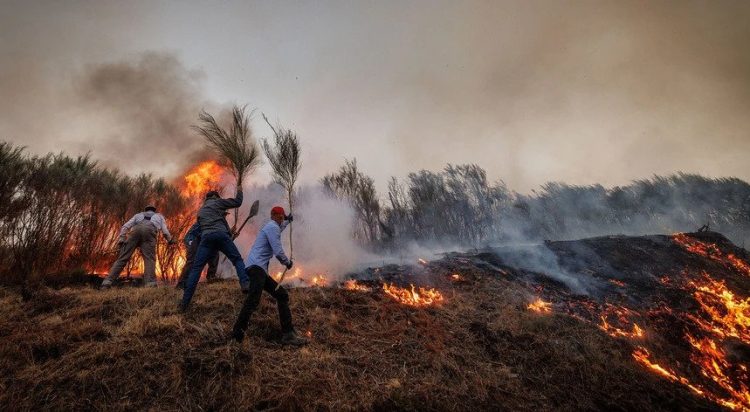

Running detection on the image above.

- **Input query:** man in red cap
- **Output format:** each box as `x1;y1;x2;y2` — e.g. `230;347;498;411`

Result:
232;206;308;346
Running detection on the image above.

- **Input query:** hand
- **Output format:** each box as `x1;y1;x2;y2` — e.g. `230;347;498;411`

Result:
167;238;177;246
117;236;126;246
284;214;293;222
285;260;293;270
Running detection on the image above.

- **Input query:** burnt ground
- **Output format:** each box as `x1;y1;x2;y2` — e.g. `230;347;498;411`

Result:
0;231;747;411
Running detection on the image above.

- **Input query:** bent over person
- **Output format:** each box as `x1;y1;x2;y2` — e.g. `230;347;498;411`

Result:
101;205;175;289
232;206;308;346
179;185;250;312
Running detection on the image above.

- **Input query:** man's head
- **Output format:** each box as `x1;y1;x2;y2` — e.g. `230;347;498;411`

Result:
205;190;220;200
144;205;157;213
271;206;286;224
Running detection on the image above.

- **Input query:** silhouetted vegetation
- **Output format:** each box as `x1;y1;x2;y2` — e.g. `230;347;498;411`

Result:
324;159;750;249
0;142;191;288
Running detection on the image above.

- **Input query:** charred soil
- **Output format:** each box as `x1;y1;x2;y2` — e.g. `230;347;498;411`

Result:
1;232;746;411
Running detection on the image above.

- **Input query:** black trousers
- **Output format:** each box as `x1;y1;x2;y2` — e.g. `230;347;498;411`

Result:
233;265;293;334
176;238;219;286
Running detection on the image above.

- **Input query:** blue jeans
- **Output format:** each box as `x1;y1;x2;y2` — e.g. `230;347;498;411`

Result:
181;231;248;307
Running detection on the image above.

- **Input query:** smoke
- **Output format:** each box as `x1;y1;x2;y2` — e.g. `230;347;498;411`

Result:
213;182;380;282
73;52;216;176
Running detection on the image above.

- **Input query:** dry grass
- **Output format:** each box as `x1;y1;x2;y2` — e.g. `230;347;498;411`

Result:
0;274;714;411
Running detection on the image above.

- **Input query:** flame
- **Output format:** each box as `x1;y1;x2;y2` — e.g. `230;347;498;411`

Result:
273;267;329;287
382;283;444;307
673;233;750;277
688;274;750;343
343;280;370;292
417;258;428;265
527;298;552;313
182;160;223;198
608;279;626;287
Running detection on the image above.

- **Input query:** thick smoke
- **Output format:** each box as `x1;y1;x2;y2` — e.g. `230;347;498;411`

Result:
73;53;216;176
213;182;380;282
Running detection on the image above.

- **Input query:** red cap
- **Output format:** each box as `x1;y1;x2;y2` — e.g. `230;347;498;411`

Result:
271;206;286;216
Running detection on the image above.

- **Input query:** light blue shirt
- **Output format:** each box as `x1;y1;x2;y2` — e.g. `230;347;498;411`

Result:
245;220;290;273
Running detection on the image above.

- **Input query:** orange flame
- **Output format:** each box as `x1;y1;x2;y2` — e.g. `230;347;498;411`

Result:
382;283;444;307
182;160;223;198
527;298;552;313
343;280;371;292
673;233;750;277
688;274;750;343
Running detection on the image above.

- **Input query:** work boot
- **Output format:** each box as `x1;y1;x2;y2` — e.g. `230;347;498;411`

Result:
144;282;157;288
177;302;188;314
100;279;112;290
280;330;309;347
241;282;250;294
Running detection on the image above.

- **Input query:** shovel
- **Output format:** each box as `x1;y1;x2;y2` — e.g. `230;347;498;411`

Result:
232;200;260;240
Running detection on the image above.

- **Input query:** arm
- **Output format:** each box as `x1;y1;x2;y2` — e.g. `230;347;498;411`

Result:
216;188;243;210
155;214;172;241
184;222;201;245
267;225;290;265
279;220;289;232
118;214;139;237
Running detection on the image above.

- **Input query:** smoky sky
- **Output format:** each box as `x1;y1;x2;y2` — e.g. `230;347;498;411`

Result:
1;0;749;192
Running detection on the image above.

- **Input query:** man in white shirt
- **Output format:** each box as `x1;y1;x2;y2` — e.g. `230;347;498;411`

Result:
101;205;175;289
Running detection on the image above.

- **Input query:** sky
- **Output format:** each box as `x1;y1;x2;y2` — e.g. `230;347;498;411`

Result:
1;0;749;193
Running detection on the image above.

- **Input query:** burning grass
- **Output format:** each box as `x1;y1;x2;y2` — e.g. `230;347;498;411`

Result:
382;283;444;307
0;275;711;411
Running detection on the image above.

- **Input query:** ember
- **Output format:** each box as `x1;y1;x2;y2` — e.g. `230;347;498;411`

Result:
382;283;443;307
527;298;552;314
673;233;750;277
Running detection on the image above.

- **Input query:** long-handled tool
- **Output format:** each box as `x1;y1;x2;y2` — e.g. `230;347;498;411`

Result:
231;200;260;240
218;200;260;271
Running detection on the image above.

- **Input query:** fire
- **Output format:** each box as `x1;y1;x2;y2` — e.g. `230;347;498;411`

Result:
310;274;327;287
382;283;444;307
182;160;223;197
343;280;370;292
596;304;645;339
688;274;750;343
527;298;552;313
608;279;626;287
273;267;329;287
418;258;428;265
673;233;750;277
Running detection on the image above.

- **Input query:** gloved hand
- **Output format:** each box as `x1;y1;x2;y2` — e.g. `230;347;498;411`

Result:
285;214;294;222
117;236;126;246
167;238;177;246
285;260;293;270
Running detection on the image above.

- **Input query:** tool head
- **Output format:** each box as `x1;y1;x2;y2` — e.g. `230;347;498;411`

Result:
249;200;260;218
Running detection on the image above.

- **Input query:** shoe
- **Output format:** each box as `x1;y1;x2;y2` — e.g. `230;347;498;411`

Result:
280;330;309;347
100;280;112;290
241;282;250;294
177;303;188;313
144;282;157;288
231;328;245;343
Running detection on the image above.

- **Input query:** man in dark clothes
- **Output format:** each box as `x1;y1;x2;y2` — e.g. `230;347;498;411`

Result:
179;183;249;312
231;206;308;346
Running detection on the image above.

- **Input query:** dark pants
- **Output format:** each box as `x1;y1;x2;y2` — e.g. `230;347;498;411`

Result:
233;265;293;334
176;237;219;287
181;231;249;307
